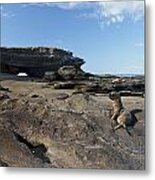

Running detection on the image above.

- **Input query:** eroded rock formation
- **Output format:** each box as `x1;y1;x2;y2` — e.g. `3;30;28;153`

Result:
0;47;85;77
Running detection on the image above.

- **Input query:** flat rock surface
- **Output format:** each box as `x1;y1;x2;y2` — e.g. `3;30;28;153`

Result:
0;80;145;169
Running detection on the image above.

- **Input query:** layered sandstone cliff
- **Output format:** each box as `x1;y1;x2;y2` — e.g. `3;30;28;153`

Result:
0;47;85;77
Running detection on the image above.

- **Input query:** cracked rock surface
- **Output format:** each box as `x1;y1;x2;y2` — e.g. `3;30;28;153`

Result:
0;80;145;169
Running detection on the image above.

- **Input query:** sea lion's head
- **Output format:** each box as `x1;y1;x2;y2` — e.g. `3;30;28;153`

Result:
109;92;120;100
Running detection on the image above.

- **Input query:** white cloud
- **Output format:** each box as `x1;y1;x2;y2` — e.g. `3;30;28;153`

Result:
44;2;95;10
1;1;144;25
97;1;144;25
20;2;80;9
48;1;144;25
52;1;144;26
47;2;81;10
46;0;144;25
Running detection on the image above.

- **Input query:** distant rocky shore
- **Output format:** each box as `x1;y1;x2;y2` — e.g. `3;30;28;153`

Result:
0;47;144;96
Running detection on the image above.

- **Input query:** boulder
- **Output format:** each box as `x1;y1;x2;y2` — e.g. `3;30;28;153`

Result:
58;66;77;80
43;71;57;81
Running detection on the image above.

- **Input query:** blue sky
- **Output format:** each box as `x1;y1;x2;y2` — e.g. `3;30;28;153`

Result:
0;1;144;74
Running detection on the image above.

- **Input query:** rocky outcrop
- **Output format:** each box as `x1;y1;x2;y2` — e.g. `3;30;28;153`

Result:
0;80;145;169
57;65;86;80
58;65;77;80
52;78;145;96
0;47;85;77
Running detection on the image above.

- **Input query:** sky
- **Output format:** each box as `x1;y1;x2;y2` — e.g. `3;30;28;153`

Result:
0;0;144;75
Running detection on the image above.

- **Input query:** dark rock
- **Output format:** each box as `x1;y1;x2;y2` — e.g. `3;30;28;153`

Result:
0;93;10;101
31;94;39;98
43;71;57;81
56;93;69;100
58;66;77;80
54;81;77;89
13;131;50;164
119;91;144;97
0;47;85;77
0;128;47;167
0;160;8;167
0;84;11;92
74;69;86;80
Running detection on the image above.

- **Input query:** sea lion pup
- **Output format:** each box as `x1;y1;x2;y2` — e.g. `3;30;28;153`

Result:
109;92;138;136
